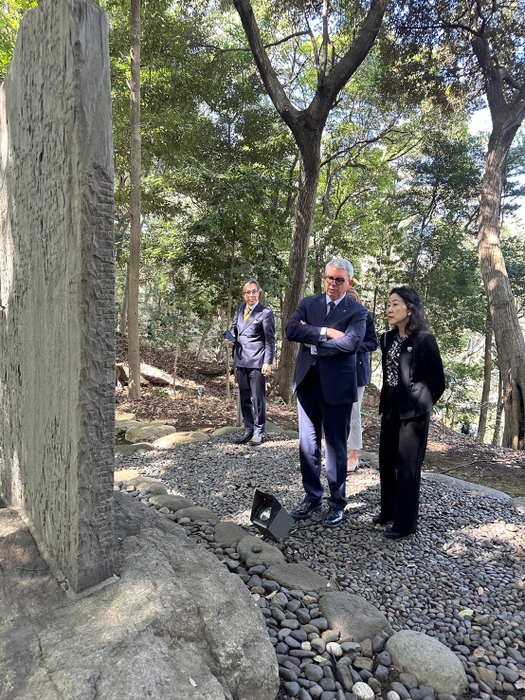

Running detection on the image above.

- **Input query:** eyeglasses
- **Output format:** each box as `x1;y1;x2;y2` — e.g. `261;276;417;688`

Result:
243;289;260;295
324;275;348;286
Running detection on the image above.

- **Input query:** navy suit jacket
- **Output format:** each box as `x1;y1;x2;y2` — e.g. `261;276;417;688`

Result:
286;294;367;405
356;311;378;388
230;302;275;369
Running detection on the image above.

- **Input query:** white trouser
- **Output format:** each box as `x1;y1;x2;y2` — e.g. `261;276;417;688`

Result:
347;385;366;450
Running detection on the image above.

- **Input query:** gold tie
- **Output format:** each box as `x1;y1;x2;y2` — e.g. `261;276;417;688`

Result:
243;306;251;323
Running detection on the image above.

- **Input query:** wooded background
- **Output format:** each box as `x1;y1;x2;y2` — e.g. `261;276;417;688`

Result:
2;0;525;448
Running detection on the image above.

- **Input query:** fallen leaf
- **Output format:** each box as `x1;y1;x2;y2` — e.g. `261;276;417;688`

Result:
477;586;484;596
516;679;525;690
313;655;326;663
473;647;486;658
458;608;474;617
189;677;198;688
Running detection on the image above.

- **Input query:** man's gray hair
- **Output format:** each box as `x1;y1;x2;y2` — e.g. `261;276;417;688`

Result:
325;258;354;279
242;278;262;291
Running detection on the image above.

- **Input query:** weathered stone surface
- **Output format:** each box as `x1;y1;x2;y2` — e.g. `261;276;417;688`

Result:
174;506;219;525
115;469;141;482
318;592;392;642
386;630;468;696
120;476;168;496
152;431;210;448
211;426;239;436
214;521;250;547
115;412;137;422
0;492;280;700
125;424;176;443
263;563;332;593
148;495;194;511
115;419;143;436
115;443;155;455
237;536;286;568
0;0;114;593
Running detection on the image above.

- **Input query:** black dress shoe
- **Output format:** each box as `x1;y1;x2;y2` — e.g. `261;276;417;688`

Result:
323;508;344;528
233;430;254;444
249;433;264;446
292;499;324;520
384;526;413;539
373;514;392;526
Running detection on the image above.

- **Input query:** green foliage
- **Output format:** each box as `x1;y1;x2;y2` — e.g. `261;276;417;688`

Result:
0;0;38;82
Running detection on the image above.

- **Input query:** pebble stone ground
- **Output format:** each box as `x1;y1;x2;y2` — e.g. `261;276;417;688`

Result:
115;433;525;700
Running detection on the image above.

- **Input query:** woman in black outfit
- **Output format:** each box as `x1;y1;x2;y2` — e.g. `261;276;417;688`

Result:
376;287;445;539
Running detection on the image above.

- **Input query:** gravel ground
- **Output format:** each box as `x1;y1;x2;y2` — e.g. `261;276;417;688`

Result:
115;434;525;700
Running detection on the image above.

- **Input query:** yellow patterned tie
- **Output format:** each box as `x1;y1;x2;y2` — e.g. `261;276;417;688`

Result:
243;306;251;323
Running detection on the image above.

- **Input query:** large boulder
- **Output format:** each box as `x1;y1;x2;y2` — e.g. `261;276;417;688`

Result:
0;491;280;700
386;630;468;696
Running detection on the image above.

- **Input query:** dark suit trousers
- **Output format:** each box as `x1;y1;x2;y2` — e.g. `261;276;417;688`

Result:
378;393;430;534
297;366;351;511
236;366;266;434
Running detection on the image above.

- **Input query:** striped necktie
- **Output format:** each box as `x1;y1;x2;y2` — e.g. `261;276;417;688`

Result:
243;306;251;323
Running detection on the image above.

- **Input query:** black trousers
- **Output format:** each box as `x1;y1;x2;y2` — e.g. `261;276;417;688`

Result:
378;392;430;535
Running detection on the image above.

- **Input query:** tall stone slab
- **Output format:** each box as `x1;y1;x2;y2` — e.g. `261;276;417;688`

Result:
0;0;115;592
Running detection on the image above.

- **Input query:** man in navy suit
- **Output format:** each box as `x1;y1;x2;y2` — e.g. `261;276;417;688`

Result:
227;279;275;445
286;259;367;527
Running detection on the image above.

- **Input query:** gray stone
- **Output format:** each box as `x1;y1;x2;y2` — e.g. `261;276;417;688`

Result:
390;682;411;700
0;0;115;594
497;665;519;683
386;631;468;696
153;431;211;448
120;476;169;496
237;536;286;568
0;491;279;700
214;521;249;547
318;592;392;642
305;664;325;682
263;563;332;592
125;423;176;443
115;443;155;455
335;662;354;691
148;495;194;511
115;419;143;436
351;681;374;700
174;506;219;525
400;672;419;689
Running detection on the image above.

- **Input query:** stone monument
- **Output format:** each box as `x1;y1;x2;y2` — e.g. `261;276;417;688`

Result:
0;0;115;593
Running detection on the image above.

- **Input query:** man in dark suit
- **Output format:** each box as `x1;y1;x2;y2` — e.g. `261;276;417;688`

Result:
286;259;367;527
227;279;275;446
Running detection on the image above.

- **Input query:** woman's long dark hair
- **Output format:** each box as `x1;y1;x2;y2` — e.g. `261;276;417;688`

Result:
389;286;429;334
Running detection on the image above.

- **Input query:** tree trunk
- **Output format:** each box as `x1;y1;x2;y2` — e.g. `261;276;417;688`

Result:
477;127;525;449
477;311;492;442
231;0;388;402
492;370;503;446
274;143;321;402
127;0;141;400
118;266;129;337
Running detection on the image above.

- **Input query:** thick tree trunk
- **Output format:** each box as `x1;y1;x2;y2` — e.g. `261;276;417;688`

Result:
274;143;321;402
477;312;492;442
127;0;141;399
478;128;525;449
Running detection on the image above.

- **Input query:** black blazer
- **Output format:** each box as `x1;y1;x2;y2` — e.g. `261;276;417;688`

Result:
379;329;445;419
356;312;378;388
